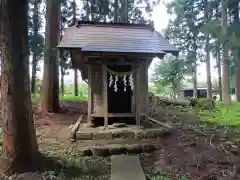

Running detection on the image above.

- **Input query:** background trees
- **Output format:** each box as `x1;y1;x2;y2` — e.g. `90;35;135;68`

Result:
157;0;240;103
152;55;186;98
29;0;44;94
41;0;61;112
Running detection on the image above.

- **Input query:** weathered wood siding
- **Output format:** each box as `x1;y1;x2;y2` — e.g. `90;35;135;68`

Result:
91;63;103;114
139;62;148;114
131;61;148;114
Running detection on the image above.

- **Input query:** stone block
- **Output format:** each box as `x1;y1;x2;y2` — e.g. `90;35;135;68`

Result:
141;144;156;153
79;148;92;156
134;131;144;139
112;123;127;128
93;131;113;140
125;144;142;154
109;144;127;155
112;130;135;139
76;131;93;140
143;128;170;139
91;146;110;157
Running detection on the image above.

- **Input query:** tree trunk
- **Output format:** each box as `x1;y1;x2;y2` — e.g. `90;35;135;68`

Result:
31;55;37;94
233;50;240;101
74;69;78;96
86;0;90;21
221;0;231;103
192;33;198;98
232;2;240;101
217;47;223;101
192;62;197;97
114;0;119;22
122;0;128;23
60;51;64;95
204;0;212;98
41;0;61;112
0;0;40;174
31;0;40;94
60;6;64;96
72;0;78;96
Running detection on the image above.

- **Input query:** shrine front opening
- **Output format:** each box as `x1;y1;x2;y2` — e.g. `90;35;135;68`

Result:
107;65;132;114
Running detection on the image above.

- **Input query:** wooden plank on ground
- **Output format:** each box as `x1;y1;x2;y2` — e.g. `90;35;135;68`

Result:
111;155;146;180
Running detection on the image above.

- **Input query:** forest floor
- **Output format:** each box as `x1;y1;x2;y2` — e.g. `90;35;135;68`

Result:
1;96;240;179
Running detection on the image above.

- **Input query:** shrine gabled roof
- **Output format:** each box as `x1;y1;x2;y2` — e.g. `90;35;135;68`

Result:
58;21;179;55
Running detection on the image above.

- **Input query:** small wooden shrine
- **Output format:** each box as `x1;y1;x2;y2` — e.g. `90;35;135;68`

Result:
58;21;178;127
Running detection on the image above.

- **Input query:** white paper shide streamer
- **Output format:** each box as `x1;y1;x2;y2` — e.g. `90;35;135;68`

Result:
123;75;127;92
114;75;118;92
109;73;113;88
105;65;135;92
129;74;134;90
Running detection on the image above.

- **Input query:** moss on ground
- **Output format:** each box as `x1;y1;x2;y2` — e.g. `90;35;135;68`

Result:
149;170;189;180
40;150;110;180
199;101;240;126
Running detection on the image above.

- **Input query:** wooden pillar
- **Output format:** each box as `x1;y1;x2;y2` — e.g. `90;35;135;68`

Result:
145;59;152;121
132;64;136;113
102;63;108;127
87;65;92;124
135;64;140;125
144;62;149;121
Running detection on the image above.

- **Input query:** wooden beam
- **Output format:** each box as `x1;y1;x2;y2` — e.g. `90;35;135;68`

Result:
83;51;159;59
87;64;92;124
102;63;108;127
148;117;172;129
91;113;146;118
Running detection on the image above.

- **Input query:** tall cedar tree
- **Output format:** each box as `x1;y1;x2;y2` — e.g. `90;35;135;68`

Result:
0;0;40;174
31;0;41;94
221;0;231;103
232;0;240;101
204;0;212;98
72;0;78;96
41;0;61;112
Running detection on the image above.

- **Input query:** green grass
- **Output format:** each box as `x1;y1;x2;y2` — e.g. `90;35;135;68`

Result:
150;170;189;180
60;95;88;101
199;101;240;126
40;150;110;180
31;94;88;105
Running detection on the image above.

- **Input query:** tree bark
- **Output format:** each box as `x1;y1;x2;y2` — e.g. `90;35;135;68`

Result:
0;0;41;174
221;0;231;103
204;0;212;98
217;47;223;101
41;0;61;112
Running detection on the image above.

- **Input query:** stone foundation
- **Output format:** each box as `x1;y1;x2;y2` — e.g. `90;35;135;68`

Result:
76;126;172;141
79;143;157;157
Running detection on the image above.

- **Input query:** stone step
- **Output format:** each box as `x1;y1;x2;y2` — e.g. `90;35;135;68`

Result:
111;155;146;180
77;142;157;157
76;127;171;141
